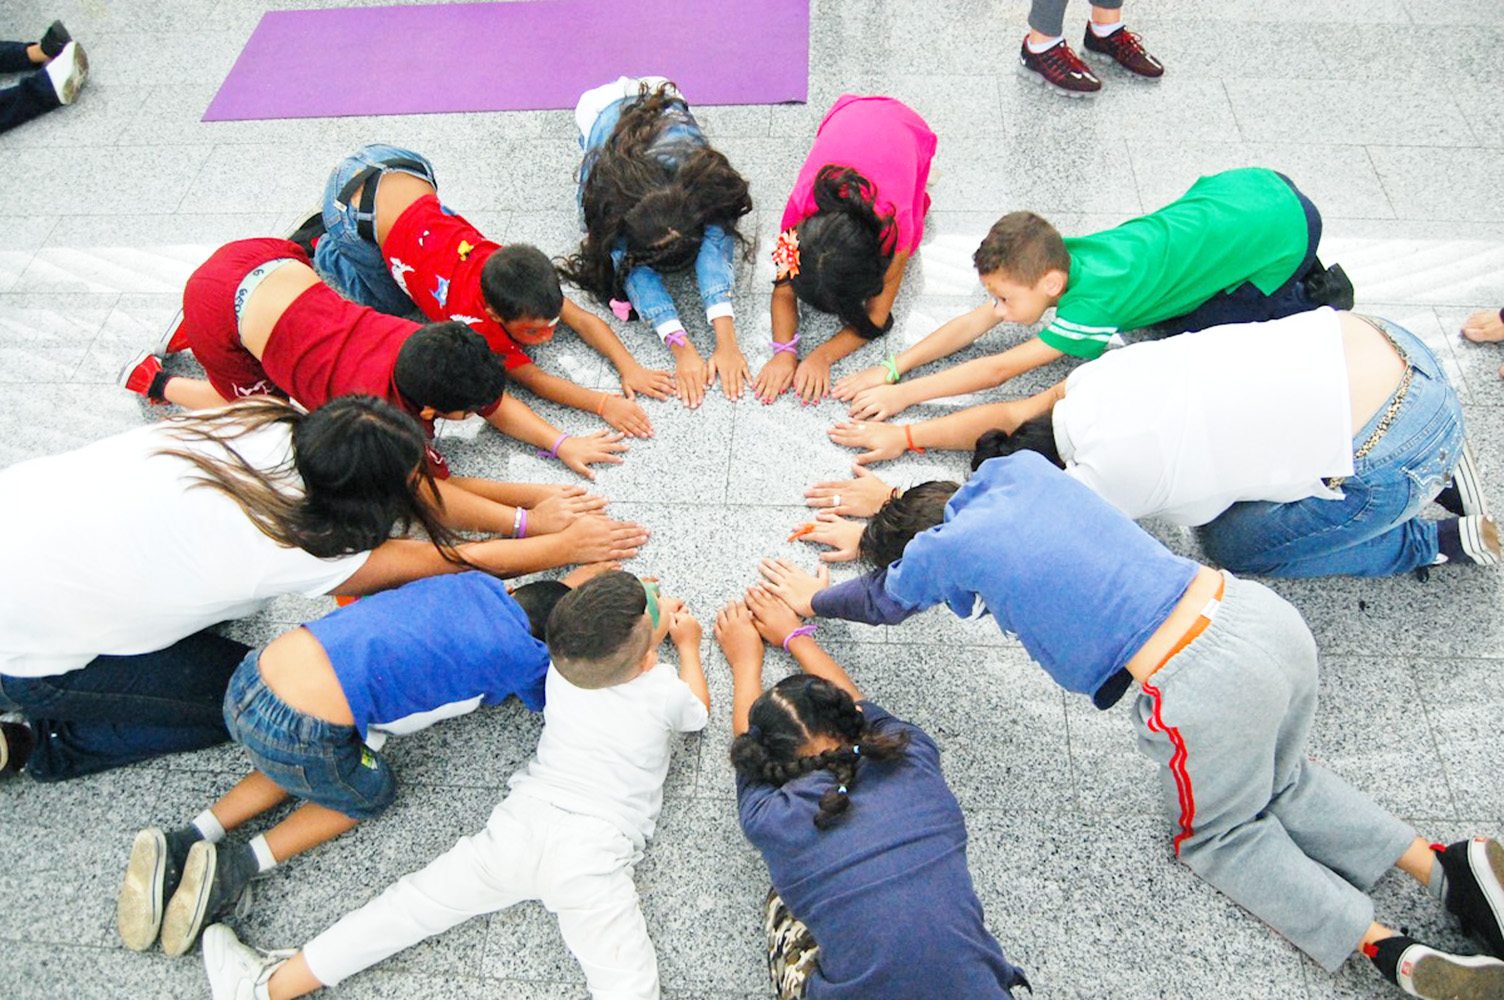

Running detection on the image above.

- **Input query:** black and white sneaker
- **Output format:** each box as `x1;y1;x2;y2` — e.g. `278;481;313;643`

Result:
1436;516;1501;567
39;20;71;60
43;41;88;106
1370;935;1504;1000
118;827;196;951
1438;838;1504;959
160;841;256;958
1435;440;1490;519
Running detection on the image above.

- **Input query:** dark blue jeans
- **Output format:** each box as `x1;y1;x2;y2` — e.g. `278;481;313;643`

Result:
0;630;250;782
1153;173;1324;338
0;40;62;135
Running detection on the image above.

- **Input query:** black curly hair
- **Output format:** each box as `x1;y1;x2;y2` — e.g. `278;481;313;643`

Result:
971;415;1062;472
785;165;896;340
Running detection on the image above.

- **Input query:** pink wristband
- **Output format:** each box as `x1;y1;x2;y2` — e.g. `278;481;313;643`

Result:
770;334;801;356
537;433;569;459
782;624;818;652
663;330;689;348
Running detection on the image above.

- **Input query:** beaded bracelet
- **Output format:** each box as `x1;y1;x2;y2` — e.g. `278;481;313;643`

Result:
882;355;901;383
537;433;570;459
782;624;818;652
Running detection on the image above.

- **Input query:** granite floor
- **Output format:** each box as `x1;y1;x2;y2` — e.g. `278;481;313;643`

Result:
3;1;1504;998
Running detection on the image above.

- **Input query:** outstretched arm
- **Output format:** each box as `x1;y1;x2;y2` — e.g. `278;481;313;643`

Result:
828;381;1066;464
483;394;629;481
560;297;675;401
885;335;1064;408
792;250;913;404
833;302;1002;406
744;586;863;703
505;361;654;440
755;282;802;403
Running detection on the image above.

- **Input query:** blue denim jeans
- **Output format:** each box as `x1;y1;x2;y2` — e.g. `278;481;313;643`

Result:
0;630;249;782
1198;316;1461;578
577;90;736;329
312;143;437;317
223;649;395;821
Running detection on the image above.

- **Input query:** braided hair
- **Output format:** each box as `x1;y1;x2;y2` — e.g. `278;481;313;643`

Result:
562;82;752;308
730;675;908;830
785;165;896;341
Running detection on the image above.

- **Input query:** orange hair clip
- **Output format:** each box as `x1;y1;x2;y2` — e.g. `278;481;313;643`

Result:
787;523;816;542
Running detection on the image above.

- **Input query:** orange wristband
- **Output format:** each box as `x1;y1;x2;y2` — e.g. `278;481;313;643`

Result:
904;425;924;453
596;393;611;416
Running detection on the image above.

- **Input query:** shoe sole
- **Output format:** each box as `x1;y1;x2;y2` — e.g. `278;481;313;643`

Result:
1080;47;1164;80
1468;838;1504;956
152;309;186;357
1015;61;1099;98
55;44;88;105
1459;516;1500;567
116;348;156;392
160;841;216;958
1452;441;1491;519
118;828;167;951
1406;950;1504;1000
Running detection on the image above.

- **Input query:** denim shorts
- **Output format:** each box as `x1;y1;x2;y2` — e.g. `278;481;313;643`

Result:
222;649;395;821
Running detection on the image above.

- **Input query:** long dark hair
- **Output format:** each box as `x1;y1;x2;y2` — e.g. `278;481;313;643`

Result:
730;675;908;830
971;415;1062;472
158;396;465;560
786;165;895;340
562;82;752;306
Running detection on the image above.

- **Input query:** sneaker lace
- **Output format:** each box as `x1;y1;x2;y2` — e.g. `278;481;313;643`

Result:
1041;43;1092;76
1110;29;1148;54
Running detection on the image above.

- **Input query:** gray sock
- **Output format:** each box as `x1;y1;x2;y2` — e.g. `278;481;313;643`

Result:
1427;852;1448;902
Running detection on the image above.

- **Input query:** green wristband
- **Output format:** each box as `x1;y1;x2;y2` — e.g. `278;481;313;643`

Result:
882;355;901;384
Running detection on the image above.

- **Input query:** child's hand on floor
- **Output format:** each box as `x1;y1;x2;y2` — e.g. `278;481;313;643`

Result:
599;394;654;439
715;599;765;667
793;355;831;404
619;361;676;402
804;463;894;518
757;558;829;618
829;420;906;464
528;489;608;535
672;344;711;409
846;382;910;422
799;511;864;563
754;353;796;404
557;431;629;480
831;364;889;401
1462;308;1504;343
558;516;650;563
745;585;808;647
711;343;752;401
559;561;621;588
668;606;702;650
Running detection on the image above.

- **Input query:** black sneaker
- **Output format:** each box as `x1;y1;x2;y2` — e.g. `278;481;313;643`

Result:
1436;516;1501;567
1370;934;1504;999
1303;261;1355;311
160;841;256;957
285;210;325;258
0;720;34;776
1438;838;1504;959
39;20;71;60
1018;36;1102;97
118;826;197;951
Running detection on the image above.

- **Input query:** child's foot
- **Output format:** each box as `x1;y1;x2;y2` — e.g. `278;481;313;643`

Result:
39;20;71;60
119;349;170;404
117;826;198;951
153;309;190;357
202;924;293;1000
1436;838;1504;958
1369;935;1504;999
0;720;34;777
1435;516;1501;567
1434;440;1490;519
43;41;88;106
1081;23;1164;78
160;841;257;957
1017;36;1101;97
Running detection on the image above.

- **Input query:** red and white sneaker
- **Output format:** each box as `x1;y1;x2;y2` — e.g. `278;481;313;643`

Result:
1018;36;1101;97
1082;24;1165;79
153;309;189;356
118;349;167;403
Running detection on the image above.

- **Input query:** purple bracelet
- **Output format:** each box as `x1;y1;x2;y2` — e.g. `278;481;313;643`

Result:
663;330;689;348
782;624;818;652
770;334;801;356
517;508;528;539
537;433;569;459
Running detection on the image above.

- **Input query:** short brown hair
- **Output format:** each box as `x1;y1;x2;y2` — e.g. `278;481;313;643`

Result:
972;212;1069;285
545;571;654;689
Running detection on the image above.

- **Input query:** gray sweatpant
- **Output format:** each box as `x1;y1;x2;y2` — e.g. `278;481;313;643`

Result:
1029;0;1124;37
1132;573;1416;973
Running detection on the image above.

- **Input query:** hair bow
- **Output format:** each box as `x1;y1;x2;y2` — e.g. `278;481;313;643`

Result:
772;228;801;281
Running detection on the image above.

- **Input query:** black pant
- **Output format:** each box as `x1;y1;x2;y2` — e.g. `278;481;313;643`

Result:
1152;172;1325;338
0;630;251;782
0;39;62;135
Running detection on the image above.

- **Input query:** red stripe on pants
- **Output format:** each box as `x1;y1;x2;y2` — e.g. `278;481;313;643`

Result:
1143;680;1196;855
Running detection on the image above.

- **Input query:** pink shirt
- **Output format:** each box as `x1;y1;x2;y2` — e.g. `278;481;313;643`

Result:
780;95;938;254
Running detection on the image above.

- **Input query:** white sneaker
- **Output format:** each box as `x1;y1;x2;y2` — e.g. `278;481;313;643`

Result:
1394;941;1504;1000
44;41;88;106
201;924;292;1000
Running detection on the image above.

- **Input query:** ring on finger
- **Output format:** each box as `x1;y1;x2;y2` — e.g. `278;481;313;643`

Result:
832;494;841;508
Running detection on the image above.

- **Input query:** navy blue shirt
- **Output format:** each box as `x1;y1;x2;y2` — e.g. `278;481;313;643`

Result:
813;453;1198;708
738;702;1027;999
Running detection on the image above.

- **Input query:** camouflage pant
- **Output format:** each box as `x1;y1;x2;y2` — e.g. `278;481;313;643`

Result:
765;888;820;1000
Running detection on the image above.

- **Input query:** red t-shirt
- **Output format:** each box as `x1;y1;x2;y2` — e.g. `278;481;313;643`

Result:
382;194;532;371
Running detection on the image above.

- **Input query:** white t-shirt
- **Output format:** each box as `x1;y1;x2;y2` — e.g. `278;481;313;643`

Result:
1053;307;1354;527
508;661;709;847
0;421;370;678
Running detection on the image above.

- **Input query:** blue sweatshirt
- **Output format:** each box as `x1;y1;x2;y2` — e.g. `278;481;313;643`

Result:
812;453;1198;708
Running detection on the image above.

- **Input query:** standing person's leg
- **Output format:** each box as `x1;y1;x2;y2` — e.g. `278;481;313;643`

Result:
0;629;250;781
1019;0;1103;96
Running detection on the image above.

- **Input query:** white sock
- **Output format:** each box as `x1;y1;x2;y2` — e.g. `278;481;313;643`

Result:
248;833;278;874
1027;34;1064;53
1090;20;1125;36
192;809;227;844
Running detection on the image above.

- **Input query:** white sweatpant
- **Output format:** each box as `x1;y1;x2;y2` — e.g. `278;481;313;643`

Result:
301;793;660;999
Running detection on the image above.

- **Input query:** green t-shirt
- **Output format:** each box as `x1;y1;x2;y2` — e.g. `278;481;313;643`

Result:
1041;167;1309;359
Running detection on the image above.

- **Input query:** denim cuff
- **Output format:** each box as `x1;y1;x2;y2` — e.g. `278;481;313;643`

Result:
704;302;734;323
654;318;688;341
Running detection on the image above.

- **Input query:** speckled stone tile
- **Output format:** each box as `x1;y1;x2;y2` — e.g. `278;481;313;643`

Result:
0;215;56;293
0;144;215;217
1223;78;1477;147
1130;18;1330;79
1368;147;1504;223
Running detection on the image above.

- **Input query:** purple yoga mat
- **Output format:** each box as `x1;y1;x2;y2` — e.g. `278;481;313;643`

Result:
204;0;809;121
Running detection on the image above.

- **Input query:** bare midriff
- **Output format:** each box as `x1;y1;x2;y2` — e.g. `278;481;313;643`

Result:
256;626;355;726
1342;312;1406;435
1124;564;1224;685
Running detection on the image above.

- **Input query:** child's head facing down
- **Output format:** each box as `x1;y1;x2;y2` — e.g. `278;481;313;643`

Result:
973;212;1071;326
786;165;895;341
392;320;509;420
730;675;909;830
545;571;667;689
479;245;565;346
858;480;961;569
